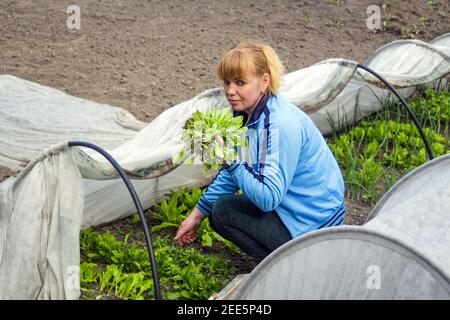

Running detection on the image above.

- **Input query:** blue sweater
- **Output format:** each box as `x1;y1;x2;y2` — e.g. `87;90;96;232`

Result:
196;93;345;238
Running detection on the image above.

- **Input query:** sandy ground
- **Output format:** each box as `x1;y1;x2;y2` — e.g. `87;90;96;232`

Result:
0;0;449;224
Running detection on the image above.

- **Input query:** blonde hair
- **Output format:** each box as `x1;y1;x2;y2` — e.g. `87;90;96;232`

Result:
216;41;284;95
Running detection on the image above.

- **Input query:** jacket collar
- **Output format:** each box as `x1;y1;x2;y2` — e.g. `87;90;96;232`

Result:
233;92;271;127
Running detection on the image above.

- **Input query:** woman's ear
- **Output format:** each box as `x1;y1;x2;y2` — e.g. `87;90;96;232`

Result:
262;72;270;91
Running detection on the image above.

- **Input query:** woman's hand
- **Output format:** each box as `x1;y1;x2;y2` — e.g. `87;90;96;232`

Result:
174;207;206;245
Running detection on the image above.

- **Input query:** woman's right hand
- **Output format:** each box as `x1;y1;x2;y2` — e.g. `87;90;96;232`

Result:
174;207;206;245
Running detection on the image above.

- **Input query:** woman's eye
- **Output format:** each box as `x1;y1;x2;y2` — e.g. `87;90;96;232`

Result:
236;80;245;85
223;80;230;85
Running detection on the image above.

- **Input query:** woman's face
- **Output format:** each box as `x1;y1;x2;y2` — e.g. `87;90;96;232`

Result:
224;72;269;115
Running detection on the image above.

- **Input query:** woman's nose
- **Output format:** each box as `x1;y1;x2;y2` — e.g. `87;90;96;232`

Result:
225;83;236;96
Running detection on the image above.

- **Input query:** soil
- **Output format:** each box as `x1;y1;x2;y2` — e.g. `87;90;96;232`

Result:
0;1;448;276
0;166;13;183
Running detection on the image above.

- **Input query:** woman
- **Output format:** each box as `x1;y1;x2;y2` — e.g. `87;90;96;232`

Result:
175;41;345;263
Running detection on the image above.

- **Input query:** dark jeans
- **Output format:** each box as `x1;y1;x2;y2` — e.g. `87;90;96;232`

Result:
209;194;293;263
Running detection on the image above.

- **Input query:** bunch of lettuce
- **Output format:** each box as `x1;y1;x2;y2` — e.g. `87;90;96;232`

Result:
173;108;247;173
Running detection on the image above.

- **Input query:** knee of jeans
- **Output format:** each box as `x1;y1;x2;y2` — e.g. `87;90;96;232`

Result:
211;195;236;225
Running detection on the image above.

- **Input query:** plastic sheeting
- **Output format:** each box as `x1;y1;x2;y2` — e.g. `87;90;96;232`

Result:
0;76;143;172
0;143;83;299
0;33;449;299
231;154;450;299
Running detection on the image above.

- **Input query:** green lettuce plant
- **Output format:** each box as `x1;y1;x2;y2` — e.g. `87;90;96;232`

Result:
173;108;248;172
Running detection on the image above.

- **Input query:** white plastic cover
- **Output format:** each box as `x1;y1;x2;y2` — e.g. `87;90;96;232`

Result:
0;143;83;299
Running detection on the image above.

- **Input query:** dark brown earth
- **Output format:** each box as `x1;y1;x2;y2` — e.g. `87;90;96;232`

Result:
0;1;448;229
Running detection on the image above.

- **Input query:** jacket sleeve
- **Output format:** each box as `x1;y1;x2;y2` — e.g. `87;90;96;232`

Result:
223;117;302;212
196;168;239;216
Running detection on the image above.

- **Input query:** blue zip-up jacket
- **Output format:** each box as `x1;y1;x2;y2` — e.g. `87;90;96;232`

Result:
196;93;345;238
